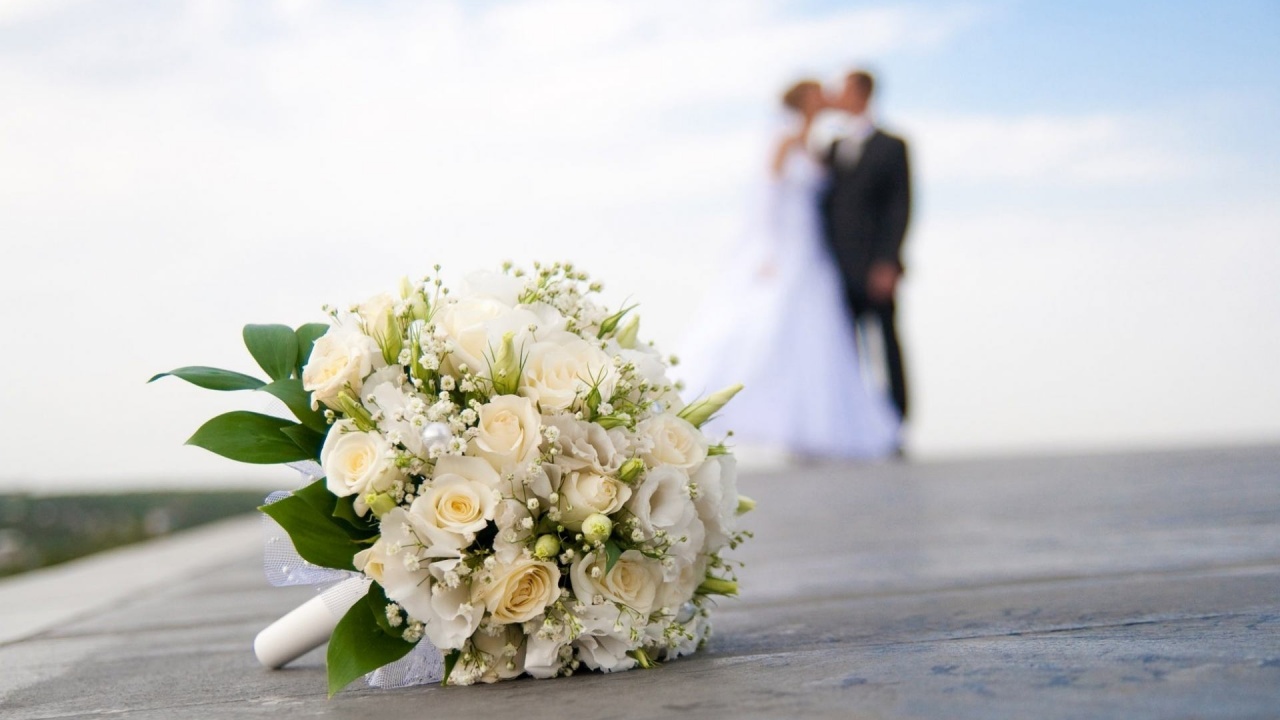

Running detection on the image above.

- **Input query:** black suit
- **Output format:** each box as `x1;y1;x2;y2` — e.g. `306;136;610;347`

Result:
820;129;911;420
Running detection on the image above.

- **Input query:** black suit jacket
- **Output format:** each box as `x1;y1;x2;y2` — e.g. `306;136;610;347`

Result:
820;129;911;294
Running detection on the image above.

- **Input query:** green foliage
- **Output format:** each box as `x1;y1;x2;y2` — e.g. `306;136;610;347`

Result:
327;585;416;696
332;494;379;535
148;366;265;391
442;650;461;686
280;424;325;460
186;411;314;464
603;538;623;574
259;479;370;571
366;582;404;638
243;324;300;382
259;378;328;433
295;323;330;376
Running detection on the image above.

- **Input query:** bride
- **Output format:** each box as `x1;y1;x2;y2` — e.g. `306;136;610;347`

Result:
678;79;901;459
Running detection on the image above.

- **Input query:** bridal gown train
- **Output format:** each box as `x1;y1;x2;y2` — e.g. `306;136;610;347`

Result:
678;146;900;458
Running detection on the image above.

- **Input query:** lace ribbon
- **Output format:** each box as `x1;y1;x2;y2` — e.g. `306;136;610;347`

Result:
263;461;444;688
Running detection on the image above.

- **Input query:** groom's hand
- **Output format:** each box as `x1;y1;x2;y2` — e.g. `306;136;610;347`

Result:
867;262;900;302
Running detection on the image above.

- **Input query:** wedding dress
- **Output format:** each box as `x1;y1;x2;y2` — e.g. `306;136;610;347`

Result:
678;144;900;458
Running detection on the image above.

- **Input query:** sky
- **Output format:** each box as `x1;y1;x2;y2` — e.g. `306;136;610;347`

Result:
1;0;1278;491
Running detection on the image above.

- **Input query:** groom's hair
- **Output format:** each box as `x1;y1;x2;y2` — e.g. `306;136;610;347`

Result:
847;70;875;99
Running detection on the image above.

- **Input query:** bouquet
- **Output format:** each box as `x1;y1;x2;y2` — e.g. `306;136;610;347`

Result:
153;262;751;694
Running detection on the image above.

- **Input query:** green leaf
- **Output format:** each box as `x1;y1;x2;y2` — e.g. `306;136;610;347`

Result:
259;481;365;570
327;587;416;697
442;650;461;686
333;494;379;536
293;479;378;542
603;539;623;574
295;323;330;376
186;411;314;464
280;424;326;460
148;366;265;391
366;582;404;638
243;324;299;382
259;378;328;432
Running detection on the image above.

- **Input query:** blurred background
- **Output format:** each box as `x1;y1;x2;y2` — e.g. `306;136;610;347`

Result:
1;0;1278;496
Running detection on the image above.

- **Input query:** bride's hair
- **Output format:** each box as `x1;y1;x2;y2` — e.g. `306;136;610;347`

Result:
781;80;821;112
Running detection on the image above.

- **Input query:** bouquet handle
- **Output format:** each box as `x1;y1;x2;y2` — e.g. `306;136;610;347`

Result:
254;577;367;669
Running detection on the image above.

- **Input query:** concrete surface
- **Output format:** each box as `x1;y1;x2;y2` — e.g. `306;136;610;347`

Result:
1;446;1278;719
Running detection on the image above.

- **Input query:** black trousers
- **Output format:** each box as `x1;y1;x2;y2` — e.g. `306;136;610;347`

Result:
848;290;909;421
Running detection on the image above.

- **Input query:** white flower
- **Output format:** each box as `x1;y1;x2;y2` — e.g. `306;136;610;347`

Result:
473;557;562;625
524;620;570;679
520;333;616;413
418;473;497;539
471;395;542;473
659;612;711;662
626;465;694;541
654;555;707;614
353;540;391;584
421;582;485;650
363;378;427;458
302;324;383;409
571;549;663;616
435;296;510;374
542;414;625;474
320;421;403;516
637;413;707;471
573;603;639;673
472;624;526;682
625;464;705;571
557;470;631;531
692;454;739;553
436;298;542;378
406;457;502;546
492;498;534;564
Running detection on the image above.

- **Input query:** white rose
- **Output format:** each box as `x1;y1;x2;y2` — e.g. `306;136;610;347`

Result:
407;457;502;546
435;296;510;374
638;413;707;471
436;298;541;378
321;422;403;516
558;470;631;530
417;474;497;539
474;557;561;625
302;324;383;409
626;464;705;572
570;549;662;616
357;291;400;349
353;540;391;584
692;454;739;553
573;603;639;673
433;455;502;491
520;333;616;413
471;395;542;473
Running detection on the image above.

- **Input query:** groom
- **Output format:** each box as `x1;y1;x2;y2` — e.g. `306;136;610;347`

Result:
815;70;912;421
